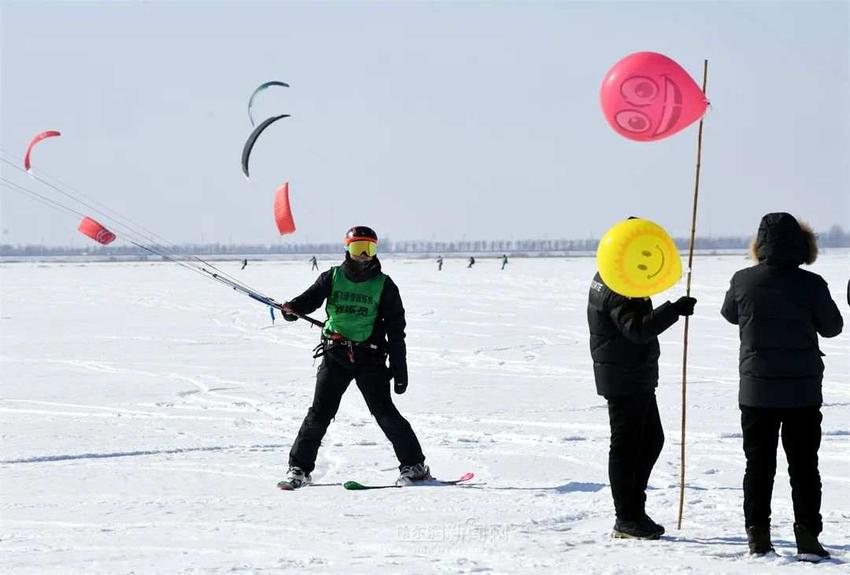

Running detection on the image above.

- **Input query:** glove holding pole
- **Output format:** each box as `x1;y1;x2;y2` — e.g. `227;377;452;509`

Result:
672;296;697;316
281;302;324;328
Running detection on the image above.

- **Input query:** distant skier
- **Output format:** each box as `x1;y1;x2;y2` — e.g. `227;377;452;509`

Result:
241;258;248;270
278;226;429;489
501;254;508;270
436;256;443;271
310;256;319;271
467;256;475;269
721;213;843;559
588;266;696;540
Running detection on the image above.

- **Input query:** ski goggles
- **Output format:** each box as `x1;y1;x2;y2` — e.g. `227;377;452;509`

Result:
345;238;378;257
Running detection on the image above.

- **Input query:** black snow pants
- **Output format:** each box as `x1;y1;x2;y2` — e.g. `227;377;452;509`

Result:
607;392;665;521
289;352;425;474
741;405;823;534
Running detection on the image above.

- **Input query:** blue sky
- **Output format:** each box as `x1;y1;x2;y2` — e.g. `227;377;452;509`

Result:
1;0;848;246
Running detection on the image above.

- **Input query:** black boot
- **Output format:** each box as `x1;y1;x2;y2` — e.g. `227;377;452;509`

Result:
746;525;774;556
794;524;830;562
612;518;662;540
639;514;665;537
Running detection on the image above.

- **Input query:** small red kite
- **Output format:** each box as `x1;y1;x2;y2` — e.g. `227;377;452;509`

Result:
274;182;296;235
78;216;116;245
24;130;61;171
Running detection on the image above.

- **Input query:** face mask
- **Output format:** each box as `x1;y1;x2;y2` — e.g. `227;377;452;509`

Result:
349;258;371;272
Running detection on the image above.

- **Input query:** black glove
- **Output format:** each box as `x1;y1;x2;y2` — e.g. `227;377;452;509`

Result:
392;363;409;394
394;377;408;395
672;296;697;316
282;302;299;322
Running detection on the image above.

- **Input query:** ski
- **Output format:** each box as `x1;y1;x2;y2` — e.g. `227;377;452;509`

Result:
276;476;312;491
343;472;475;491
277;480;311;491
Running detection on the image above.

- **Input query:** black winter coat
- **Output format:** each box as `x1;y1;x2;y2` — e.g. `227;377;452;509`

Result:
587;272;681;398
721;213;843;408
286;257;408;384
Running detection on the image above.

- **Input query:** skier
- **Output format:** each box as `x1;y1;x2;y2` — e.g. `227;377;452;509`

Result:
310;256;319;271
501;254;508;270
436;256;443;271
588;269;696;539
721;213;843;560
467;256;475;269
241;258;248;270
278;226;429;489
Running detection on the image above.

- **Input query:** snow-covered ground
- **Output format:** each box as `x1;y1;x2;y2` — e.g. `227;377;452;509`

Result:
1;254;848;574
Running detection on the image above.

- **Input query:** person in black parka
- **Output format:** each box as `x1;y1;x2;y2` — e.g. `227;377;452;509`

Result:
588;271;696;539
721;212;843;559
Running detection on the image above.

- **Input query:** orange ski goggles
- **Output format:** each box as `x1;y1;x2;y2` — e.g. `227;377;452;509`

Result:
345;238;378;257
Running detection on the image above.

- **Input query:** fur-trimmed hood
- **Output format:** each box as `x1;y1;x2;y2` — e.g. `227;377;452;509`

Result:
749;212;817;266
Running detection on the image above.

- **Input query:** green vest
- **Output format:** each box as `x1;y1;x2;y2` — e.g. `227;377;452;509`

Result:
323;266;386;342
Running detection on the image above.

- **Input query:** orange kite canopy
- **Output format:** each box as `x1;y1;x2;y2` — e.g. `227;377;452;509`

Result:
273;182;296;235
24;130;61;171
78;216;116;245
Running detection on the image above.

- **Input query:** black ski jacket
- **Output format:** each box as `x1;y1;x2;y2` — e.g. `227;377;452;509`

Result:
721;213;843;408
286;258;408;384
587;272;681;398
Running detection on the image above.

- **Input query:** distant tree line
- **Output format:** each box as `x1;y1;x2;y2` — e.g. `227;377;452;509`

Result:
2;225;848;257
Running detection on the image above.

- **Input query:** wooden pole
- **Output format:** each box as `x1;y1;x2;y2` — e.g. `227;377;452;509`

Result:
677;59;709;531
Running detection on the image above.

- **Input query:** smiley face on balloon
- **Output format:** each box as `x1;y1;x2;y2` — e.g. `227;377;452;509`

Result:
596;218;682;298
600;52;708;142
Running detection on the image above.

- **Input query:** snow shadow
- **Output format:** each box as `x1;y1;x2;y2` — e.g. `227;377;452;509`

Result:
486;481;605;493
675;536;848;559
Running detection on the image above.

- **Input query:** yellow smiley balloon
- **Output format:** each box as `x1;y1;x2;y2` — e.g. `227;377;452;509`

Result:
596;218;682;298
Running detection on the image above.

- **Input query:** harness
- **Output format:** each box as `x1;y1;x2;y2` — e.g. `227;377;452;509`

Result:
312;332;382;365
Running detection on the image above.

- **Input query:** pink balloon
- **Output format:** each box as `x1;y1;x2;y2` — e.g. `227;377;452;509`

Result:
600;52;707;142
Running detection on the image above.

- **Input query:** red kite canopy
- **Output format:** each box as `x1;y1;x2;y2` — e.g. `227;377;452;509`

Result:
24;130;61;171
78;216;116;245
274;182;296;235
